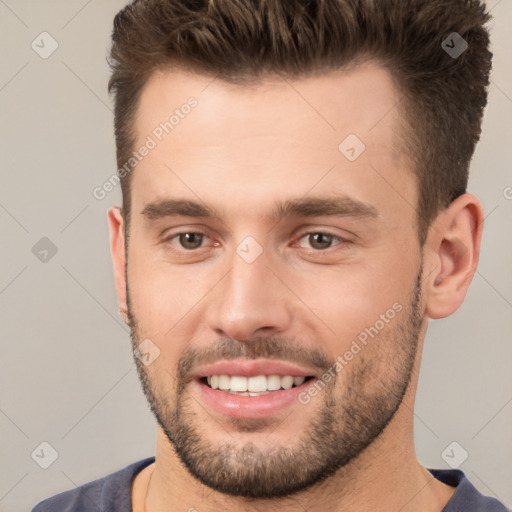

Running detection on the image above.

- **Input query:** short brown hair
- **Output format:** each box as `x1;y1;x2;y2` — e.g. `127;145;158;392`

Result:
107;0;492;244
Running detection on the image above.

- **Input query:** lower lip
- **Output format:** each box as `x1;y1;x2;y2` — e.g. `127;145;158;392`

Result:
193;379;314;419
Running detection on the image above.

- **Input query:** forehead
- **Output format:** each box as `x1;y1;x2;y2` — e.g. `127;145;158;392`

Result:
129;63;413;221
134;62;402;150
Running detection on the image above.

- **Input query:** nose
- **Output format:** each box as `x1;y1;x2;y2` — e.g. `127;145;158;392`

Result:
206;248;294;342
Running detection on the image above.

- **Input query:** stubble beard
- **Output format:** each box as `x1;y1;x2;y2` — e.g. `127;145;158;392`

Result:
127;269;423;499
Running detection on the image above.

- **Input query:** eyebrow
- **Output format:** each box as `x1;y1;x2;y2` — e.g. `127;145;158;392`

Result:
270;196;378;222
140;196;379;223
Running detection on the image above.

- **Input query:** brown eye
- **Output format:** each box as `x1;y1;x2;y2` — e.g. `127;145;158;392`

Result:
178;233;204;250
306;233;335;250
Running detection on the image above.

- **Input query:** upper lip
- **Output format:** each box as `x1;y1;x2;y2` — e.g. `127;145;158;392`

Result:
192;359;318;379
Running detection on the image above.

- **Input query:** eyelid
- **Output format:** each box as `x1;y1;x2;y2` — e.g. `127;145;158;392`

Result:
161;224;212;240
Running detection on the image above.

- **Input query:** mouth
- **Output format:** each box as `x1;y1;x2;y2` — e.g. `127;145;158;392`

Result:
192;360;318;419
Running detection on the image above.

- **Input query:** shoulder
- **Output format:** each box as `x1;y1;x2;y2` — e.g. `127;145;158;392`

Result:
31;457;155;512
429;469;510;512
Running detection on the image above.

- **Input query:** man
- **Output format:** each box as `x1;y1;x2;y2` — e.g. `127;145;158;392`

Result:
32;0;509;510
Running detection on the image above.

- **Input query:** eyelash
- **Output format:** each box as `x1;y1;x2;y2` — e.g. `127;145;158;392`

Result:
162;230;349;253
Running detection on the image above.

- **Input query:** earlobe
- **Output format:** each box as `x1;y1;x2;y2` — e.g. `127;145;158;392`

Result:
424;194;484;319
107;207;128;324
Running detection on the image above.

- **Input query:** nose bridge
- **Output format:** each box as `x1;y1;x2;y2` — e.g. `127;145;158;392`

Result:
207;244;292;340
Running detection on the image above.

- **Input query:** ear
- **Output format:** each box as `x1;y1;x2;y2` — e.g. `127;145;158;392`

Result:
423;193;484;319
107;207;128;324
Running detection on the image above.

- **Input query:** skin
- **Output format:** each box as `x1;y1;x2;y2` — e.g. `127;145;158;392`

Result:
108;62;483;511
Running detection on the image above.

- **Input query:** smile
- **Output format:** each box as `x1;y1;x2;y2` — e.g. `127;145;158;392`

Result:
192;360;319;419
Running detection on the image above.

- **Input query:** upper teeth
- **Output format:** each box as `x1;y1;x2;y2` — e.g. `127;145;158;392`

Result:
206;375;306;393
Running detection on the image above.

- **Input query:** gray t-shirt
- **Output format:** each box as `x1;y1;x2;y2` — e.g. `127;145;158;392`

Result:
31;457;509;511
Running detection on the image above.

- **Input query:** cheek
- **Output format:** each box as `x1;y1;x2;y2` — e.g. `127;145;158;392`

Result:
127;252;187;331
128;249;219;349
289;258;415;352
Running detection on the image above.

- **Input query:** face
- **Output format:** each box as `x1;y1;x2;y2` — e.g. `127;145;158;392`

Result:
117;63;426;498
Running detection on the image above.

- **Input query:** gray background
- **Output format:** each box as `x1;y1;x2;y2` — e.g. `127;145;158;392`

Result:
1;1;511;511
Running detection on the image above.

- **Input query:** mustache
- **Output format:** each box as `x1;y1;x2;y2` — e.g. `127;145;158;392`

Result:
177;336;332;383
